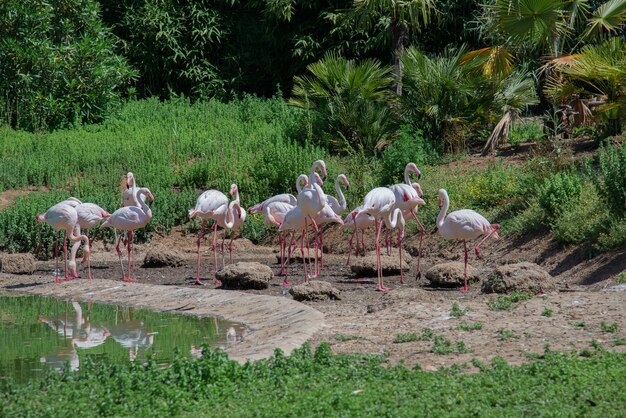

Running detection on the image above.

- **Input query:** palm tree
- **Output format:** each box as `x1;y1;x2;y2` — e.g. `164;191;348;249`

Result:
349;0;437;95
289;53;395;154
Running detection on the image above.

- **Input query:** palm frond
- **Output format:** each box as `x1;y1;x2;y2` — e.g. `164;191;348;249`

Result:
584;0;626;38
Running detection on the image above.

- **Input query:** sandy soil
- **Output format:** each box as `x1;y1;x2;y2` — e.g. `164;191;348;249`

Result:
5;225;623;371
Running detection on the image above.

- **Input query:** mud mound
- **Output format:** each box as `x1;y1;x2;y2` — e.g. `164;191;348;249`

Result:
290;281;341;301
142;246;185;268
350;255;410;277
425;262;480;287
216;262;273;290
482;262;555;294
1;253;37;275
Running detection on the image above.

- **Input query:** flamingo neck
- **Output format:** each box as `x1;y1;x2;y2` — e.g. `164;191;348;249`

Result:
386;208;404;229
437;191;449;229
309;161;325;186
335;176;347;211
404;166;412;185
136;189;152;218
224;200;238;228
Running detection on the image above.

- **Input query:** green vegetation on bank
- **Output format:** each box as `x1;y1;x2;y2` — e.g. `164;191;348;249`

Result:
0;343;624;417
0;97;623;256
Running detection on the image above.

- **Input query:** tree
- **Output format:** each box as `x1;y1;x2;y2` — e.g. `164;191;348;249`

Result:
0;0;135;131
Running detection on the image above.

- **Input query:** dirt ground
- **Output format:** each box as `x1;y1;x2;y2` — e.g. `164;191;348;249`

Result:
12;224;624;371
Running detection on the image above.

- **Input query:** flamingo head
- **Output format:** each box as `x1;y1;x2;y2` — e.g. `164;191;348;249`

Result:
339;174;350;189
101;211;111;218
35;213;45;222
407;162;421;179
437;198;442;208
126;172;135;189
314;159;327;180
146;191;155;202
229;183;238;196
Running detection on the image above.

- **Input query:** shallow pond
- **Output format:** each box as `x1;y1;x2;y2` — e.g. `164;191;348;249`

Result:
0;294;245;383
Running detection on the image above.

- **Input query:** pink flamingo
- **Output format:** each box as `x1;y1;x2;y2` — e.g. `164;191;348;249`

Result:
389;162;426;281
297;161;328;273
263;201;295;283
69;202;110;279
312;204;343;273
101;188;154;282
248;174;309;214
344;205;376;265
36;202;90;283
436;188;500;292
223;184;247;264
121;172;145;208
188;184;238;286
326;174;350;215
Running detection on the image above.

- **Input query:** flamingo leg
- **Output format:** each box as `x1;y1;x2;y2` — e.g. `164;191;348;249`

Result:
212;223;221;287
319;229;324;271
360;229;366;256
375;219;388;292
309;217;320;278
69;226;91;280
347;227;356;266
63;230;71;281
475;224;500;258
115;229;126;280
300;231;309;283
54;230;62;282
399;232;405;285
462;240;469;293
228;231;236;264
283;232;295;286
278;234;285;275
195;220;206;286
124;231;138;282
411;211;425;280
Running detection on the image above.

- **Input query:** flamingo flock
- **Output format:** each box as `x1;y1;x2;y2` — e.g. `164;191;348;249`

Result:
36;161;500;292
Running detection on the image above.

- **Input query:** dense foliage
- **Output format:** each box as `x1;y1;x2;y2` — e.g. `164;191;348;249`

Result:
0;342;624;416
0;0;135;131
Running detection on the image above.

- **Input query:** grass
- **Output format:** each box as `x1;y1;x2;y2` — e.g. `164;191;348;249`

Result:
618;271;626;284
393;332;419;343
450;302;469;317
0;343;624;416
487;292;533;311
600;322;619;333
333;334;364;342
542;307;554;317
497;328;520;342
572;321;587;329
458;321;483;331
431;335;472;355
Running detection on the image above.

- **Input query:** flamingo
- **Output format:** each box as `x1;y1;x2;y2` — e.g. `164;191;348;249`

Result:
223;184;247;264
69;202;110;279
389;162;426;281
436;188;500;292
188;184;238;286
36;202;90;283
355;187;421;291
312;204;344;273
248;174;309;214
343;205;376;265
263;201;295;283
101;187;154;282
296;161;328;273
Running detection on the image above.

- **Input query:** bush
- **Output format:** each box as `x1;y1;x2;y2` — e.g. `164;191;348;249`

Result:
537;172;583;220
598;143;626;218
596;218;626;251
508;120;544;146
0;0;135;131
380;126;437;184
552;183;607;244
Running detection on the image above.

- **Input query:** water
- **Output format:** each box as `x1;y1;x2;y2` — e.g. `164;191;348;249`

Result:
0;294;245;383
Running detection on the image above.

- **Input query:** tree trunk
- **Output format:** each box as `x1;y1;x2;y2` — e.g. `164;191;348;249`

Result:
391;18;406;96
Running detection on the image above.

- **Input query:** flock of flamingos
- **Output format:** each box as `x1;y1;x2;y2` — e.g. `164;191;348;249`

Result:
35;160;500;293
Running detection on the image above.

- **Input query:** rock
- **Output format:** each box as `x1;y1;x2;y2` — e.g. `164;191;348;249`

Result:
350;255;410;277
425;262;480;287
142;246;185;268
290;281;341;301
1;253;37;275
216;262;273;290
482;262;555;294
603;284;626;292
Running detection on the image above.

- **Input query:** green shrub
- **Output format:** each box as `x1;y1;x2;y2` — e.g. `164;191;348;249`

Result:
509;120;544;146
552;183;607;244
542;308;554;317
0;0;135;131
537;171;583;220
598;143;626;218
487;292;533;311
393;332;419;343
380;126;437;184
458;321;483;331
450;302;469;317
596;218;626;251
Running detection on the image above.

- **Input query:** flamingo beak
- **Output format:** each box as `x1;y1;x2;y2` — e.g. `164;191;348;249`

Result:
148;193;155;202
438;198;442;208
126;175;132;188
